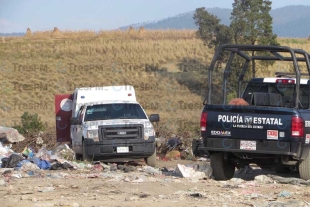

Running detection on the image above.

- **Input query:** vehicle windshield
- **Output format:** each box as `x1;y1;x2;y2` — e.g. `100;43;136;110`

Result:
242;82;309;108
84;103;147;121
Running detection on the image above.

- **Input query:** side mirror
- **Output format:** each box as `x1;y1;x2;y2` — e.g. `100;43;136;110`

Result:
70;117;82;125
149;114;160;122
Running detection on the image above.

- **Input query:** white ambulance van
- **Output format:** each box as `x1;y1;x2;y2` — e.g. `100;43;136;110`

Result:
55;85;159;166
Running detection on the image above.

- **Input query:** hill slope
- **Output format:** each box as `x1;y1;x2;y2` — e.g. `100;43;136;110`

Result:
120;5;310;38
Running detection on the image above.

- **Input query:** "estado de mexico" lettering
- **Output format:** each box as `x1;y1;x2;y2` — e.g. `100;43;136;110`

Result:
218;115;283;125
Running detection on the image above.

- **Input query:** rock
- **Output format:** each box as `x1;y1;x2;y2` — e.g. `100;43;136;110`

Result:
254;175;274;184
72;203;80;207
123;167;130;173
117;165;125;171
109;164;117;171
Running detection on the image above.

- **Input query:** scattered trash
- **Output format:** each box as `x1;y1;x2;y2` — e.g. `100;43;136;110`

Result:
50;161;74;170
143;166;162;175
174;163;212;179
35;145;51;161
278;190;292;198
1;154;24;168
92;162;104;172
51;144;75;161
30;157;51;170
37;187;55;192
267;175;310;186
22;146;35;158
254;175;274;184
165;150;181;159
20;162;40;172
197;157;208;161
189;193;203;198
236;165;254;174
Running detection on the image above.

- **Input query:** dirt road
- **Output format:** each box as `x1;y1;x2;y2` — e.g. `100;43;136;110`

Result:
1;160;310;207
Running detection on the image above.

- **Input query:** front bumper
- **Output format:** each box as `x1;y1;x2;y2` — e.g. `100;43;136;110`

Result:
198;138;310;160
84;136;156;161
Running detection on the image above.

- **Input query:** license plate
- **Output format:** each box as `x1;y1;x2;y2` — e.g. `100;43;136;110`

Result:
240;140;256;150
117;147;129;153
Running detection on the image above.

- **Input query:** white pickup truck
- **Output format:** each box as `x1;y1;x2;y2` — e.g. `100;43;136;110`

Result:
55;85;159;166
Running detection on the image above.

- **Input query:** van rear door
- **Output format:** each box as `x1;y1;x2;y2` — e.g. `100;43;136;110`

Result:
55;94;73;142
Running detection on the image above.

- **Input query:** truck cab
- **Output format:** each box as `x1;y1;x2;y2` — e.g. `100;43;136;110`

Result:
55;85;159;166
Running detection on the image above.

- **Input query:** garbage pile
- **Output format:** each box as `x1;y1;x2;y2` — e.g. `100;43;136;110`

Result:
156;134;196;160
0;143;76;172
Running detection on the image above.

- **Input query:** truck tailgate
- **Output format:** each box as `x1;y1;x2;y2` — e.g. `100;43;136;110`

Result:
205;105;297;141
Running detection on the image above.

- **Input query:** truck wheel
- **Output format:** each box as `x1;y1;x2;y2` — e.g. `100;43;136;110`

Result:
145;149;156;167
299;151;310;180
82;141;93;162
211;152;235;180
274;163;290;174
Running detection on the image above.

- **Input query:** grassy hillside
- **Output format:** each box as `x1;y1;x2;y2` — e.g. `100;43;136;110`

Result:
1;29;310;138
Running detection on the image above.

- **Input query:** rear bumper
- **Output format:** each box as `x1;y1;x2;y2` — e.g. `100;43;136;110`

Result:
84;136;156;161
199;138;310;159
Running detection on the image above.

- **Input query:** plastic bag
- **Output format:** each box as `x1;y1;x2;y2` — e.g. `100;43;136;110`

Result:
22;146;35;158
52;144;75;161
0;142;13;157
1;154;24;168
35;145;51;161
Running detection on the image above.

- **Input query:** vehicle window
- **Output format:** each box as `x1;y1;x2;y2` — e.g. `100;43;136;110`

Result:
84;103;147;121
242;83;269;103
242;82;309;108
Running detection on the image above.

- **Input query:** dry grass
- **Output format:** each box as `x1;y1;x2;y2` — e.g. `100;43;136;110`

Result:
1;29;310;138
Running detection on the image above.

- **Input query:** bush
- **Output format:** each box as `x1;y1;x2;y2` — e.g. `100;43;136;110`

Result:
13;112;46;136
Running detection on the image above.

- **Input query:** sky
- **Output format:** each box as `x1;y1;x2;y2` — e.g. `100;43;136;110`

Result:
1;0;310;33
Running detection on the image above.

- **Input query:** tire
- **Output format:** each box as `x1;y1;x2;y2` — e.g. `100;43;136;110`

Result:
274;163;290;174
82;141;93;162
211;152;235;181
299;151;310;180
145;149;156;167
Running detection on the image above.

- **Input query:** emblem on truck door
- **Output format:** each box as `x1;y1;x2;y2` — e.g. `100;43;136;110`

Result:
244;116;253;125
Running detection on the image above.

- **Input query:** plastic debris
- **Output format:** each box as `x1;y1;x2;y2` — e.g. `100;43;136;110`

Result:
267;174;310;185
35;145;51;161
143;166;162;175
278;190;292;198
254;175;274;184
51;144;75;161
174;163;212;179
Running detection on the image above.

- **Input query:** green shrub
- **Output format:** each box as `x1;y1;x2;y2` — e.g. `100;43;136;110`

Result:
13;112;46;135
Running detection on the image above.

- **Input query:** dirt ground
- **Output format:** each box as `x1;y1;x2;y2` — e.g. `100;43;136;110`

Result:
1;159;310;207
